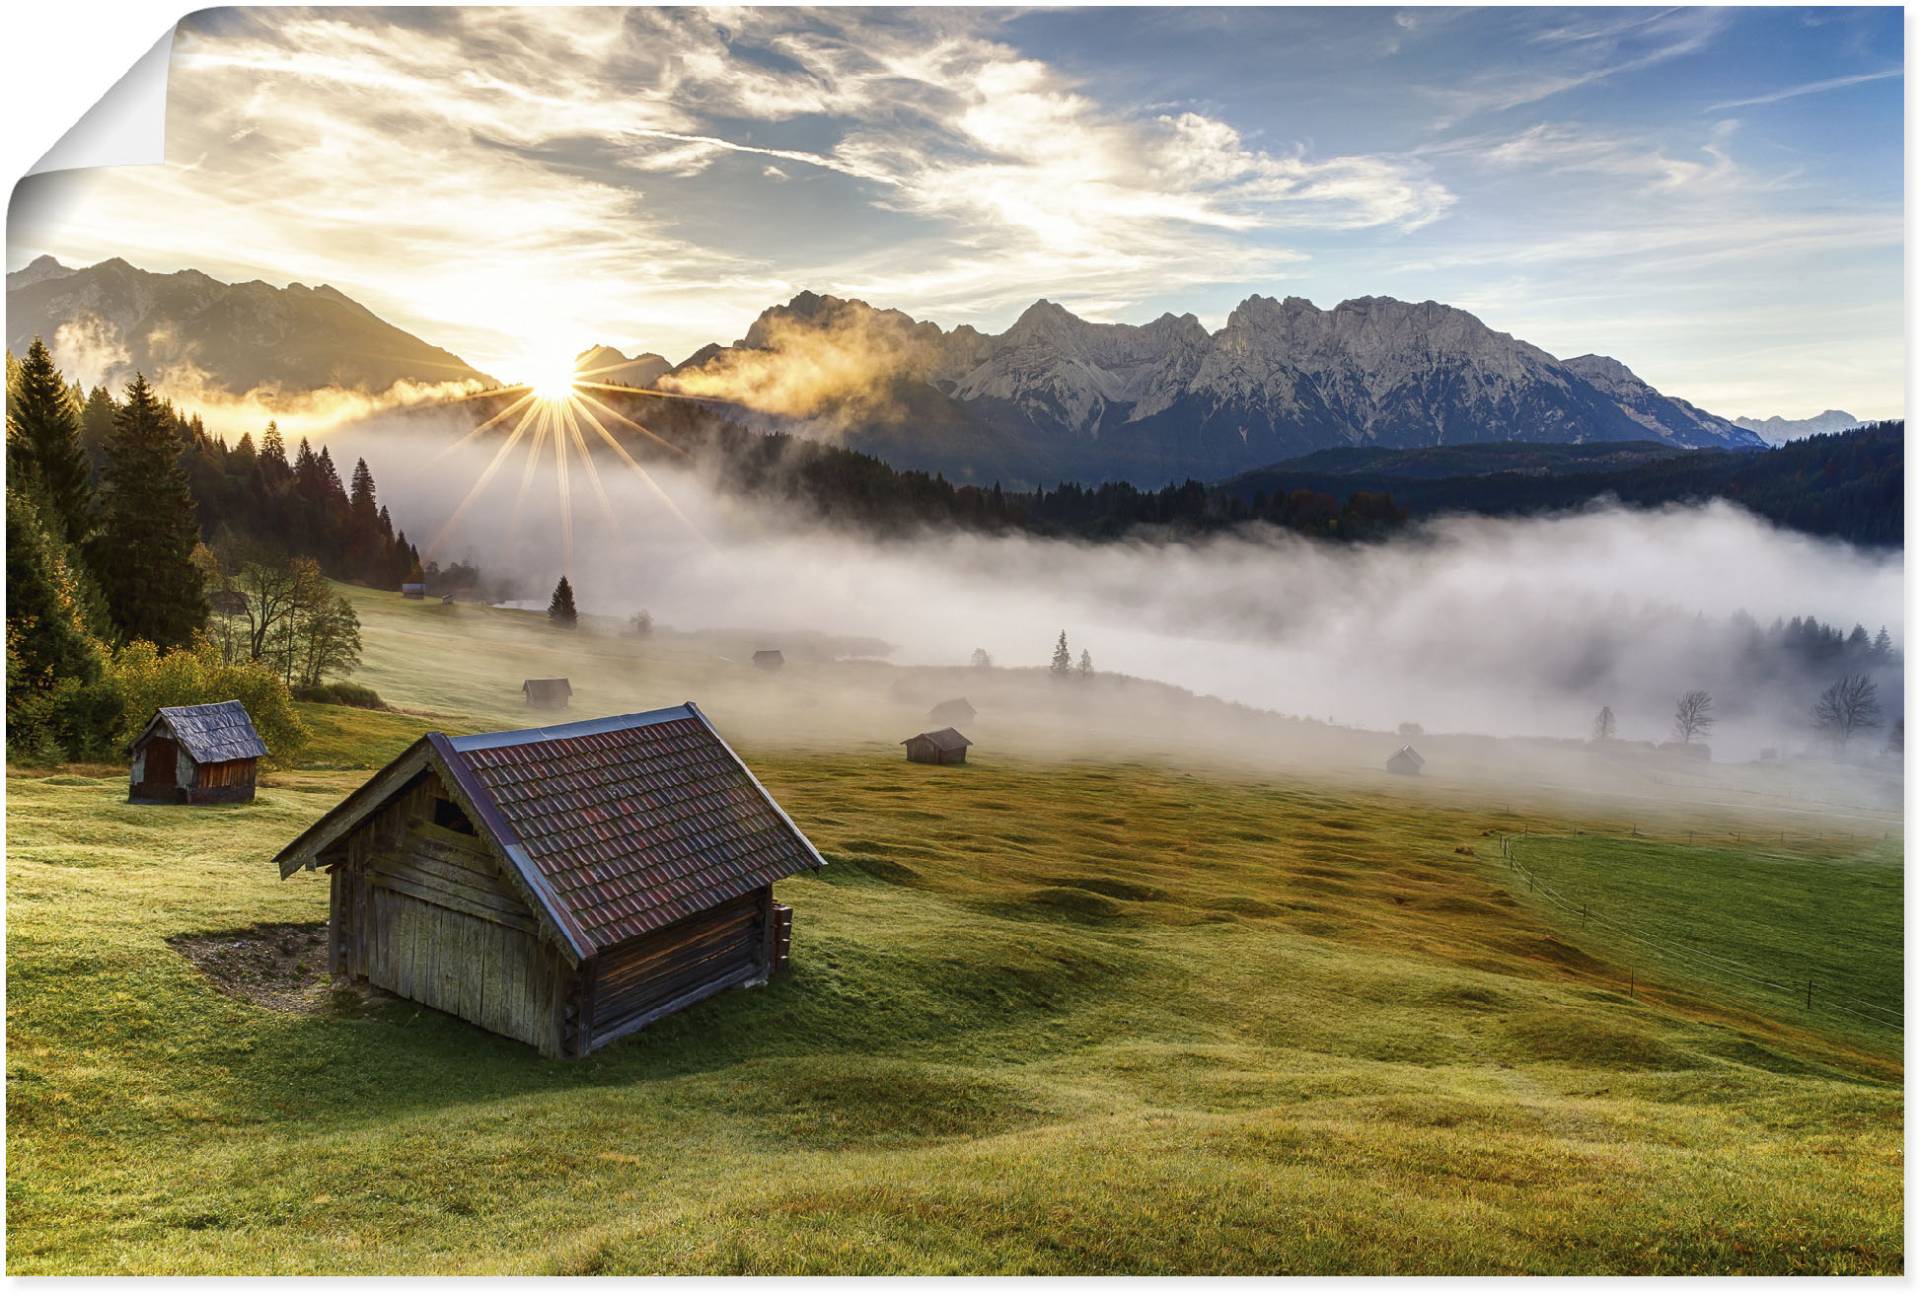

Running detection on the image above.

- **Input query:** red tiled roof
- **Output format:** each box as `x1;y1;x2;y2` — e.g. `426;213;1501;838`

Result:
437;705;824;953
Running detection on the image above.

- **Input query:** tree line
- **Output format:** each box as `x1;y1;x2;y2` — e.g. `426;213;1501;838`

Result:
5;340;420;761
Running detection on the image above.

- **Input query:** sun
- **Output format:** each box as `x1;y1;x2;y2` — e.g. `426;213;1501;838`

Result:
522;353;581;403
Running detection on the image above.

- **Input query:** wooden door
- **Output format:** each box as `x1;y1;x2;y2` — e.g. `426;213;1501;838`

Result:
142;739;177;792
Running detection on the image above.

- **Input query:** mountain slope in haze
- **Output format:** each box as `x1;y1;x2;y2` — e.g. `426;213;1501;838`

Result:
663;291;1767;486
1733;409;1863;445
5;256;490;396
575;344;670;389
1216;423;1903;548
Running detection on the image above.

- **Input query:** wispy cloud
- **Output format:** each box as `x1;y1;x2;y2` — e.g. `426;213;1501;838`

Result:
1706;67;1901;111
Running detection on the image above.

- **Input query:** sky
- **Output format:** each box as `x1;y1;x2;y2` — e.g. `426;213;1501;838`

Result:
7;5;1907;419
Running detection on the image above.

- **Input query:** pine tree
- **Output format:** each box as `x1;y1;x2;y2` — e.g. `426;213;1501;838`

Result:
1077;649;1093;678
259;421;289;481
548;575;579;628
7;338;96;547
96;373;206;647
1591;705;1616;742
1050;631;1072;675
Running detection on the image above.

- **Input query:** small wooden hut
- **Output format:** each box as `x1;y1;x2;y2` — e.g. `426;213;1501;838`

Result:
209;590;250;617
274;704;823;1057
522;677;572;710
903;727;972;765
1386;746;1425;777
928;697;976;726
752;649;785;671
128;700;268;804
401;582;427;600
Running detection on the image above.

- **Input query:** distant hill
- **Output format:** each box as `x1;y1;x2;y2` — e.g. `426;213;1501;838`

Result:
1733;410;1863;445
575;344;670;389
1218;423;1904;547
5;255;490;395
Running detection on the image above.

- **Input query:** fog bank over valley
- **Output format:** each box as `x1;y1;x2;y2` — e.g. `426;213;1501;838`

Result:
334;424;1903;776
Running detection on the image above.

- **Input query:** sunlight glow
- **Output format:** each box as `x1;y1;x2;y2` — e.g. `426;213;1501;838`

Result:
420;345;710;574
521;353;583;403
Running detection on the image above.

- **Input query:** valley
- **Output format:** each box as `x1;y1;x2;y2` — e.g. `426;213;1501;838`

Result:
5;587;1903;1274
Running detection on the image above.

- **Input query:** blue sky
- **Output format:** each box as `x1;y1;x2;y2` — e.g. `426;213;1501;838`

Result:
9;6;1905;417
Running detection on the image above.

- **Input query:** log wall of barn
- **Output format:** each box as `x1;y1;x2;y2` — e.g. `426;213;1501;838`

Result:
325;771;573;1055
581;886;772;1054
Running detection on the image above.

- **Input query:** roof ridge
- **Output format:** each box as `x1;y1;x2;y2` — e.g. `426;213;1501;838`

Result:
449;703;697;752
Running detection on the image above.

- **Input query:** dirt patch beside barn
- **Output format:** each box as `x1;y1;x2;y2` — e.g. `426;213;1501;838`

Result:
167;922;384;1013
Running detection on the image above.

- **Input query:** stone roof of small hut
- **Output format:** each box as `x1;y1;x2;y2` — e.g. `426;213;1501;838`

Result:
522;677;572;698
903;727;973;753
132;700;269;763
274;703;825;961
1391;745;1426;768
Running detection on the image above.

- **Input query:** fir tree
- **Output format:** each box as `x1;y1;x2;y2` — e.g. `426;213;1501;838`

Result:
1077;648;1093;678
1050;630;1072;675
7;338;96;547
1591;705;1616;742
259;421;289;480
548;575;579;628
96;373;206;647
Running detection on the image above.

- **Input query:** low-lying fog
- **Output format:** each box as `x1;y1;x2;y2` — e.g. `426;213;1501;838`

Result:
338;425;1904;771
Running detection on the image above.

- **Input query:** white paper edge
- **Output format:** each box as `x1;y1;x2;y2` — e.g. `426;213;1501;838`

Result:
26;25;175;177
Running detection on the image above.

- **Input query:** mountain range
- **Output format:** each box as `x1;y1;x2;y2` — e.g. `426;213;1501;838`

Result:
1731;409;1862;445
5;255;490;396
656;290;1768;484
8;255;1800;486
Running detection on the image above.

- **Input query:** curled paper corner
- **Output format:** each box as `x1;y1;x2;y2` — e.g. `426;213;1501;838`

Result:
26;26;176;177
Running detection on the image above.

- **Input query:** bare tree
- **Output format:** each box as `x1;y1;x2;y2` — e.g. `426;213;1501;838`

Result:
1591;705;1616;743
1812;674;1882;748
1672;691;1715;743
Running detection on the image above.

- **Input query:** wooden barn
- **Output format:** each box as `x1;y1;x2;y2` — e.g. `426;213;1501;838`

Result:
1386;746;1425;777
927;697;976;726
903;727;972;765
401;582;427;599
128;700;268;804
752;649;785;671
273;703;824;1057
522;677;572;710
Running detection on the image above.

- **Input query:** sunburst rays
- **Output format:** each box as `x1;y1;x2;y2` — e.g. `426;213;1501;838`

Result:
420;356;711;573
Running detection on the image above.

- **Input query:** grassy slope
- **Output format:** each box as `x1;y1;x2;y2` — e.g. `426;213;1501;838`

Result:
6;589;1903;1274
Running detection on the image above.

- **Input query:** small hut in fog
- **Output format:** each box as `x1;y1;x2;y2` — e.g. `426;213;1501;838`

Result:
752;650;785;671
128;700;267;804
523;678;572;710
401;582;427;600
209;590;250;618
928;697;976;726
1386;746;1425;777
903;728;972;766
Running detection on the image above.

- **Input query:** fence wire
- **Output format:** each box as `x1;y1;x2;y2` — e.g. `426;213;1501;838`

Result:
1499;834;1903;1033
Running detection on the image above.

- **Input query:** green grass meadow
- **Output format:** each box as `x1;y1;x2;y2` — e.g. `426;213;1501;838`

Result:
5;587;1903;1273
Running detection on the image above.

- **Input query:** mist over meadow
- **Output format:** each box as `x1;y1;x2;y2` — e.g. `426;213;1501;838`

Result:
336;423;1903;763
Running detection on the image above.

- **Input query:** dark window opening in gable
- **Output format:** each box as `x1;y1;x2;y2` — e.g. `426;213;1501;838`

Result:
433;796;476;835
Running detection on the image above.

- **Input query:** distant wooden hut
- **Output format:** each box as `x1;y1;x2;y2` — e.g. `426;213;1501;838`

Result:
927;697;976;726
401;582;427;600
752;649;785;671
522;678;572;710
128;700;268;804
1386;746;1425;777
273;704;824;1057
209;590;250;617
903;727;972;765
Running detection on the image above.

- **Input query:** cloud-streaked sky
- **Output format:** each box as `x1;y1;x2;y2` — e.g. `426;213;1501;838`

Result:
8;6;1905;418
